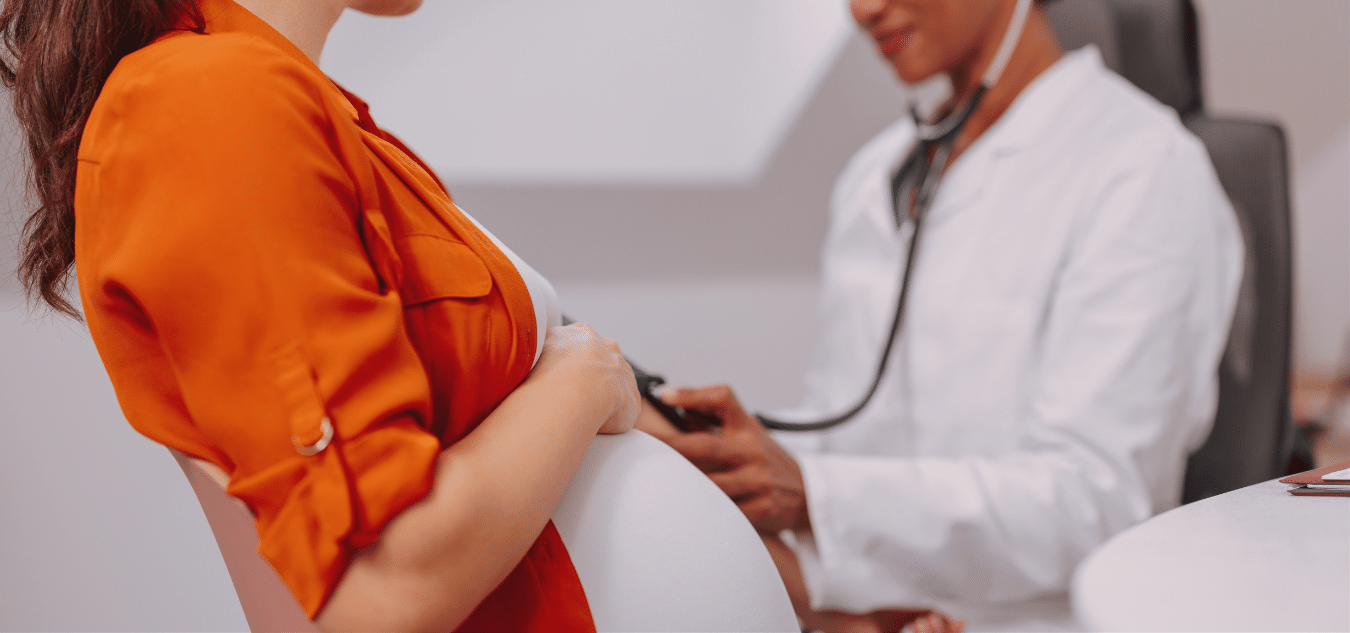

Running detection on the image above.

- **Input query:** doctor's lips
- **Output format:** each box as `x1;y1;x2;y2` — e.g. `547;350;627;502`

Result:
872;26;915;58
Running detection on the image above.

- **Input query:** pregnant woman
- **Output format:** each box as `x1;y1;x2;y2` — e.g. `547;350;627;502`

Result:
1;0;640;630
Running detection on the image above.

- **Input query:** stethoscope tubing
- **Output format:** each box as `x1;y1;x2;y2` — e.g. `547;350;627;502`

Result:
756;105;967;432
756;0;1033;432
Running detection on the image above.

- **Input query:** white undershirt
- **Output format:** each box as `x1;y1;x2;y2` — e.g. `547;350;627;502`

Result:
458;209;561;366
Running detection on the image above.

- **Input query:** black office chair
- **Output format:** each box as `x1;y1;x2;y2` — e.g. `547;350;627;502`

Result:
1045;0;1296;503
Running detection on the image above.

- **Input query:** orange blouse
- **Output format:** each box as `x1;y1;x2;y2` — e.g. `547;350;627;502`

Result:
73;0;593;630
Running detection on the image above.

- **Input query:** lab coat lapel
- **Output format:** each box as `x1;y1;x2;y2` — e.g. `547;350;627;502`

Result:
924;46;1102;226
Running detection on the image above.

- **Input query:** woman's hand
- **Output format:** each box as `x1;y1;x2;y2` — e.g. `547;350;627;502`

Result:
531;323;640;435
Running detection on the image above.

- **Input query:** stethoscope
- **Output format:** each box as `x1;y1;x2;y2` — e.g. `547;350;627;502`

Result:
757;0;1034;432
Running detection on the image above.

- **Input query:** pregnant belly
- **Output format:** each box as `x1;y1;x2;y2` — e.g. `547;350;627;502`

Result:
552;431;797;633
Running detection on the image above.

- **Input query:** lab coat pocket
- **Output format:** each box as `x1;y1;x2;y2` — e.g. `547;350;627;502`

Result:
394;234;494;305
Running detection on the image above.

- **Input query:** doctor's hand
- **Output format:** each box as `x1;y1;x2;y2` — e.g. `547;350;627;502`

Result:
763;534;964;633
651;384;809;533
807;609;966;633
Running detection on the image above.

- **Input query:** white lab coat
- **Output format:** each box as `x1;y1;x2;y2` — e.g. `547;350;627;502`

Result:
774;47;1243;630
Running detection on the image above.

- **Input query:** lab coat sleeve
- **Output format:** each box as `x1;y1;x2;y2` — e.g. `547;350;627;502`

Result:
787;128;1243;611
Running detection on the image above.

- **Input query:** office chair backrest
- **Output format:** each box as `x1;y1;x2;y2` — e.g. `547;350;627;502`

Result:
1045;0;1201;116
1181;118;1294;502
1110;0;1203;116
1043;0;1123;74
1046;0;1294;502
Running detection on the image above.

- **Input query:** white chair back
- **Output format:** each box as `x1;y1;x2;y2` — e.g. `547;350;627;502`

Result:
169;449;320;632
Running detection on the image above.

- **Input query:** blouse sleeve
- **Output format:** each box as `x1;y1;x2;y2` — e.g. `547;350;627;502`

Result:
75;34;440;617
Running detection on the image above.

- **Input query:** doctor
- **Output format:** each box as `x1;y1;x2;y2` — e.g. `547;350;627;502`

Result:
640;0;1242;630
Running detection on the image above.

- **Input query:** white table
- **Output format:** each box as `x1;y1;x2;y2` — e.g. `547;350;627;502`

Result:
1072;478;1350;632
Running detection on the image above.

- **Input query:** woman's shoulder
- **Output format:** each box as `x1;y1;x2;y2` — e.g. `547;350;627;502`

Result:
90;30;332;133
115;29;319;92
84;30;344;161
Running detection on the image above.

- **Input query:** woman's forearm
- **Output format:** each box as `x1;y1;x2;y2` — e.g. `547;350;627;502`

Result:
316;366;620;632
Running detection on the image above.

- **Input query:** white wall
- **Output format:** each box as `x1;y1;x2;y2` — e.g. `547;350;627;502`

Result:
0;1;1345;630
0;295;247;631
322;0;1350;381
1;81;244;633
322;0;853;184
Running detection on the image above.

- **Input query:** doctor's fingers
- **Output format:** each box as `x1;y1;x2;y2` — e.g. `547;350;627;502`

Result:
707;464;775;500
664;431;749;472
906;612;965;633
811;610;888;633
734;487;811;533
710;470;808;533
660;384;755;427
727;490;777;531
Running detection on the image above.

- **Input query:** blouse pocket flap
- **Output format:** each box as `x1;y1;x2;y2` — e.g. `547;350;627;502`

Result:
396;234;494;304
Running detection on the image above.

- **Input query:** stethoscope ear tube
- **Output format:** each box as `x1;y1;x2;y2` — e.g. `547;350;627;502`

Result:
913;84;986;144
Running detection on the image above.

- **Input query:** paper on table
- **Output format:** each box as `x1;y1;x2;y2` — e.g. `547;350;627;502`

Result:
1281;460;1350;485
1320;467;1350;481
